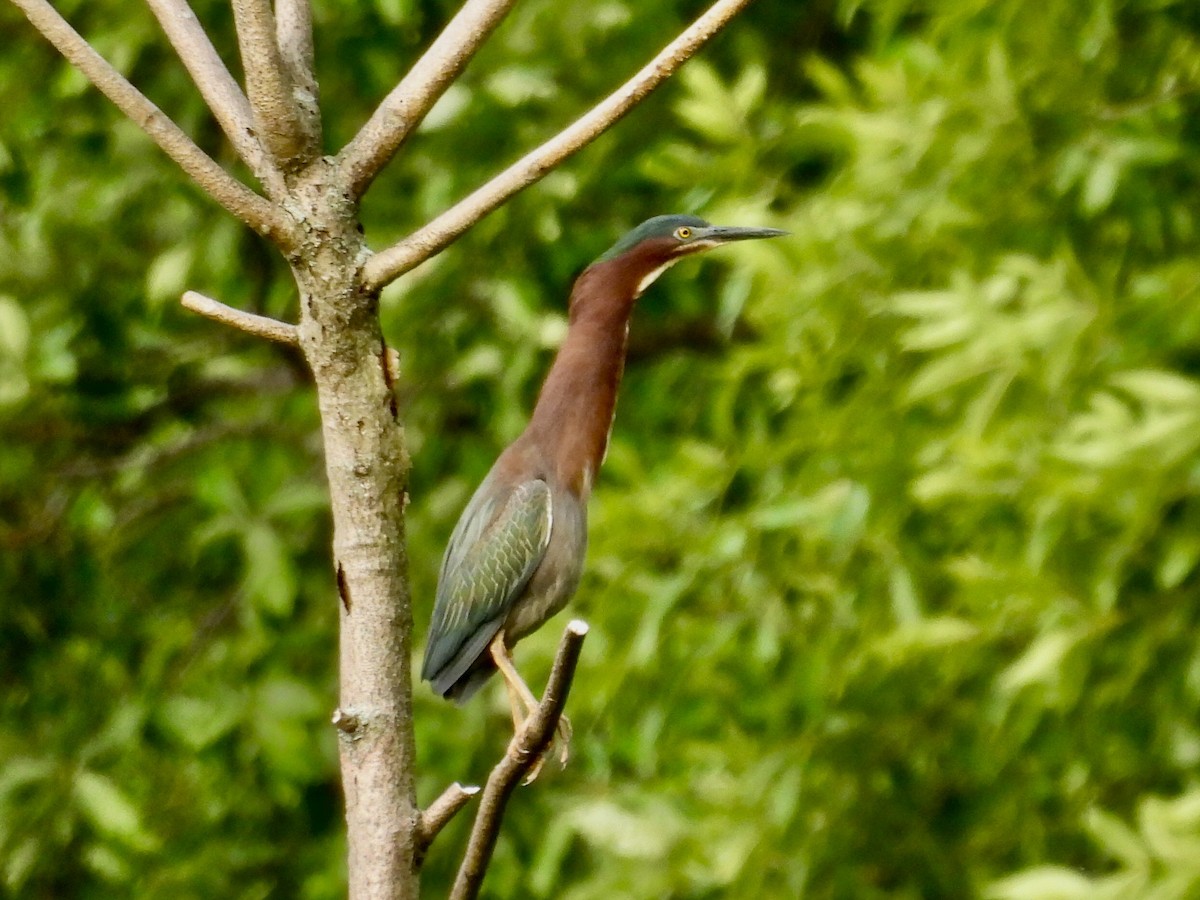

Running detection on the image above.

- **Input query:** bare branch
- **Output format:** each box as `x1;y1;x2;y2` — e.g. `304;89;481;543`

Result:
231;0;315;167
10;0;289;242
275;0;321;146
361;0;756;292
275;0;315;74
182;290;299;344
338;0;520;198
143;0;284;196
417;782;481;857
449;620;589;900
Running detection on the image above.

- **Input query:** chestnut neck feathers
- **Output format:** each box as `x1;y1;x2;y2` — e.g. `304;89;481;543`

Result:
523;239;675;497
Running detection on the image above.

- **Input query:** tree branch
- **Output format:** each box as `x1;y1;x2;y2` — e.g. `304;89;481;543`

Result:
449;620;589;900
416;782;481;859
230;0;315;168
274;0;321;148
181;290;299;344
360;0;757;292
10;0;290;243
143;0;284;197
338;0;521;198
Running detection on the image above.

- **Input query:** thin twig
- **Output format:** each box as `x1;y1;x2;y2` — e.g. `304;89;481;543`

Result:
182;290;299;344
143;0;283;196
10;0;289;242
416;782;481;859
274;0;321;145
361;0;757;292
449;620;589;900
338;0;520;198
231;0;314;167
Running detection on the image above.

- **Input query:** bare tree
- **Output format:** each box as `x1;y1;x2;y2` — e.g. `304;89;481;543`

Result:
8;0;756;896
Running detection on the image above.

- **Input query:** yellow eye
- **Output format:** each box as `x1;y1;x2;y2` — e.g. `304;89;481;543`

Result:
675;226;692;240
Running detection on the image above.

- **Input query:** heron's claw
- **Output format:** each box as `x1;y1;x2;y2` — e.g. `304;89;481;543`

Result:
510;712;572;785
554;713;572;767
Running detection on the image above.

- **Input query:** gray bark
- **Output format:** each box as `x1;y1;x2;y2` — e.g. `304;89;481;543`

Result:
288;164;420;898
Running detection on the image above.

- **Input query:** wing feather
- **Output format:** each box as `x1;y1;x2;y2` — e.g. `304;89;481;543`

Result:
421;476;552;694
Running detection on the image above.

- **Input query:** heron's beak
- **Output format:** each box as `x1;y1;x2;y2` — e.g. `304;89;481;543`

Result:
699;225;789;243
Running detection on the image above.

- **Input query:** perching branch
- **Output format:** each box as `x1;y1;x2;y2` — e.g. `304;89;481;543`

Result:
416;782;481;859
360;0;757;292
230;0;316;167
338;0;521;198
449;620;589;900
143;0;284;197
182;290;299;345
10;0;289;243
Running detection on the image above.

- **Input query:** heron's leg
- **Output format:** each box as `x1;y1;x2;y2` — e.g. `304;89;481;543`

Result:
500;669;524;733
489;632;539;718
488;633;572;774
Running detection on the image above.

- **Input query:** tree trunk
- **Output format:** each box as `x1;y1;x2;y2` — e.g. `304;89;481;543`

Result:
291;161;419;898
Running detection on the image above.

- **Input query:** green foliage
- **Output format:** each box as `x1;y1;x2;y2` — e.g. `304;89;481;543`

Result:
4;0;1200;897
987;791;1200;900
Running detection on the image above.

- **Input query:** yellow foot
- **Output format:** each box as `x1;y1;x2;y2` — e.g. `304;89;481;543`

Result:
554;713;572;767
511;713;573;785
522;753;546;786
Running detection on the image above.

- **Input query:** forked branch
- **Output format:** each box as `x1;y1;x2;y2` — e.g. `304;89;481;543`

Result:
231;0;317;167
276;0;315;78
10;0;290;243
275;0;320;139
449;620;589;900
144;0;283;196
338;0;521;198
361;0;758;292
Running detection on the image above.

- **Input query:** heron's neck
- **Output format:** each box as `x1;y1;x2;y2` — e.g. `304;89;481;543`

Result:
526;264;637;497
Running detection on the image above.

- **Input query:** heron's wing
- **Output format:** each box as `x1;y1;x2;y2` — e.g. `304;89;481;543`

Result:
421;476;552;695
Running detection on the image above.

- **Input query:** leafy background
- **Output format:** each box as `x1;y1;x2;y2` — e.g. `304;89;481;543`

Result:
4;0;1200;896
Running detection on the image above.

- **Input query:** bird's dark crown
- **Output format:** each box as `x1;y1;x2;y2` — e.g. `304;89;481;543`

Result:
596;214;710;262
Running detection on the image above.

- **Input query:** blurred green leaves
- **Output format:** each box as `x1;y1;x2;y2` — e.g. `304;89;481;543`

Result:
0;294;30;407
1057;370;1200;470
988;792;1200;900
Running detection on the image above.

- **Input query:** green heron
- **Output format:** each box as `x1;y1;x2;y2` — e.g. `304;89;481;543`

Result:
421;214;785;762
